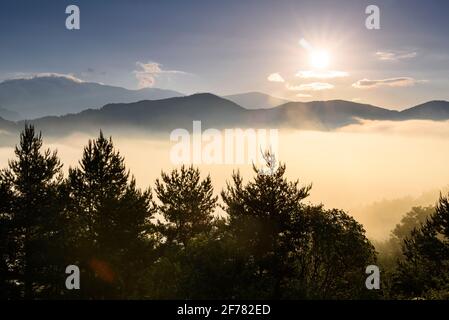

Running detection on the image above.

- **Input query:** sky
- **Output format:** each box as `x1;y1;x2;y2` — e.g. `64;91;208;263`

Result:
1;0;449;109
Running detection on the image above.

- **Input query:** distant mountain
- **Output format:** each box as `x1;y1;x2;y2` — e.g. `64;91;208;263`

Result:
0;76;184;120
0;116;19;147
21;93;248;136
399;100;449;120
0;106;20;121
0;116;15;130
267;100;400;129
224;92;290;109
0;94;448;139
26;96;399;136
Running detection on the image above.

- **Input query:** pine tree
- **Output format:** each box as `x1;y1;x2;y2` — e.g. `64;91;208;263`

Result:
394;194;449;298
0;170;15;299
222;157;312;299
222;155;376;299
155;165;217;248
0;125;65;299
65;132;155;299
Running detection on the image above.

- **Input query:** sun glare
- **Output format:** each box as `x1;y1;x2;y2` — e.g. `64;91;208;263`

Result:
310;50;330;69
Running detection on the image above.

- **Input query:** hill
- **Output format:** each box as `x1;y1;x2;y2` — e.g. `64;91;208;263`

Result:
224;92;290;109
0;76;183;120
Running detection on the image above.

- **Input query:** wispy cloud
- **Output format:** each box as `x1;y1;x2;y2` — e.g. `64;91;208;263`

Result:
5;72;84;83
287;82;334;91
376;50;417;61
267;73;285;83
299;38;313;51
296;93;313;98
296;70;348;79
352;77;422;89
338;119;449;138
134;61;185;88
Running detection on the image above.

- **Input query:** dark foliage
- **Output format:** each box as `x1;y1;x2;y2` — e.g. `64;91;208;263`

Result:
3;127;446;300
393;196;449;299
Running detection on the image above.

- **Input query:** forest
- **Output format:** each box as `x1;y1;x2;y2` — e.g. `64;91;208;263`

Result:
0;125;448;300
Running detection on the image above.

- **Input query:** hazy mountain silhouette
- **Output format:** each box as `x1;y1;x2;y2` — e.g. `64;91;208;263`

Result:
398;100;449;120
224;92;290;109
0;106;20;121
0;76;183;120
19;93;248;136
0;116;19;147
0;116;15;129
254;100;400;129
0;93;448;139
26;95;399;135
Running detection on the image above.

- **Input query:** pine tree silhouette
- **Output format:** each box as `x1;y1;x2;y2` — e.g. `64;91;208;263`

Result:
394;194;449;298
0;125;64;299
155;165;217;248
222;156;376;299
65;131;155;299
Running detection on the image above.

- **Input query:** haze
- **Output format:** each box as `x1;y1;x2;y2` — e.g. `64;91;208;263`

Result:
2;119;448;240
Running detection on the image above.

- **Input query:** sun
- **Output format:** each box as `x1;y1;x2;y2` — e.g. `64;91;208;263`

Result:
309;50;330;69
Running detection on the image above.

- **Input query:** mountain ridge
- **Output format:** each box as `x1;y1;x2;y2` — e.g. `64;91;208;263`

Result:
0;92;448;140
224;91;291;109
0;76;184;120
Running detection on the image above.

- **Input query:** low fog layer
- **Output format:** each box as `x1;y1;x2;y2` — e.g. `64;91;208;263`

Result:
1;119;448;240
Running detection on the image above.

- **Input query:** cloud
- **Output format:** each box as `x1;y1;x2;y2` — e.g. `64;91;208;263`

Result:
134;62;185;89
338;119;449;138
267;73;285;83
287;82;334;91
352;77;421;89
299;38;313;51
296;93;313;98
296;70;349;79
376;51;417;61
5;72;84;83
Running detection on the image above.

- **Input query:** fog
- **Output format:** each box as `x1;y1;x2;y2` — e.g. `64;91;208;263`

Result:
1;119;449;241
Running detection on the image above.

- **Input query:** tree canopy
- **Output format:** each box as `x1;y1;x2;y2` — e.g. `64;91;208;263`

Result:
1;126;447;300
